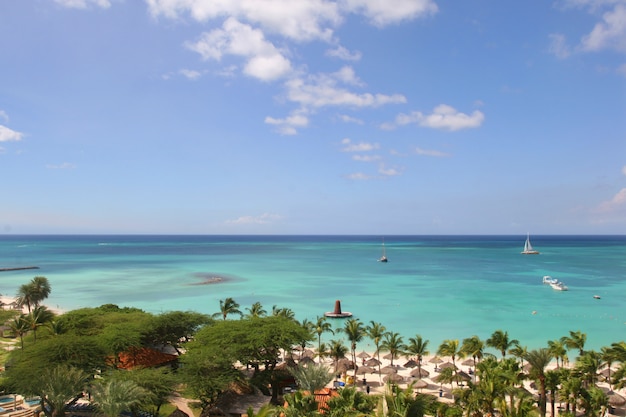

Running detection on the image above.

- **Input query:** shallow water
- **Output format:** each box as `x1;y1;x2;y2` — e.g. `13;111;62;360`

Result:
0;235;624;352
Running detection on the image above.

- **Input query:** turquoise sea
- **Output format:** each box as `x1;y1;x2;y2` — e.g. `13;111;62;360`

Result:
0;235;624;353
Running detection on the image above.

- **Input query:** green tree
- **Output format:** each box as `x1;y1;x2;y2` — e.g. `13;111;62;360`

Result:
143;310;211;354
523;348;553;417
326;386;377;417
116;367;179;416
437;339;461;373
289;364;334;392
405;335;429;379
36;365;90;417
8;313;29;349
561;330;587;357
340;318;366;378
283;391;320;417
246;302;268;318
27;305;55;343
380;332;405;367
91;378;150;417
460;335;485;375
328;339;349;374
313;316;334;363
213;297;243;320
486;330;518;360
574;350;604;388
547;339;568;369
366;321;387;374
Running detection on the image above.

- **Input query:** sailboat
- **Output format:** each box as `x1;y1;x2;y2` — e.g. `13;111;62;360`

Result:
521;234;540;255
378;239;388;262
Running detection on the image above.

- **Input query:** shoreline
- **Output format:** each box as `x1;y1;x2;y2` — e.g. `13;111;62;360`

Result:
0;296;65;315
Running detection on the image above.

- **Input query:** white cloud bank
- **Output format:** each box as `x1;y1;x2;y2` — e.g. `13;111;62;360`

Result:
226;213;283;225
0;125;23;142
383;104;485;131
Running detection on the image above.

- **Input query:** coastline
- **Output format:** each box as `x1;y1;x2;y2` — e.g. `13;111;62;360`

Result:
0;296;65;315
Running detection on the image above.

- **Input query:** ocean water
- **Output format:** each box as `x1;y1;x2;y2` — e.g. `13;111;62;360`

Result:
0;235;624;353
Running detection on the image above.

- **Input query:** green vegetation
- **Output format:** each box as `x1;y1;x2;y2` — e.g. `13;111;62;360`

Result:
0;281;625;417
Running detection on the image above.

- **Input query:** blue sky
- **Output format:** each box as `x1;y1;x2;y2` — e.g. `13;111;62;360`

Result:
1;0;625;235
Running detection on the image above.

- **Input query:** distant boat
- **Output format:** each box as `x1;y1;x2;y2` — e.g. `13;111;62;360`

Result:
378;239;388;263
550;281;568;291
521;234;540;255
543;276;558;285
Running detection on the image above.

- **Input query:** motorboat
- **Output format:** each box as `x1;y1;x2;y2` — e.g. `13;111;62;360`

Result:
550;281;568;291
543;276;558;285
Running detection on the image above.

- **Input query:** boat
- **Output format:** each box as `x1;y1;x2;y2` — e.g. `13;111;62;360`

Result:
593;295;601;299
543;276;558;285
521;234;540;255
378;239;388;262
550;281;568;291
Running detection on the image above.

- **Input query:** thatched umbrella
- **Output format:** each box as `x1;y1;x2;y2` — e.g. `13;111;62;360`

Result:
414;379;428;390
383;373;405;384
357;351;371;359
356;365;375;375
383;353;396;360
403;359;419;368
410;368;430;378
439;362;457;370
460;358;473;366
366;358;382;367
608;392;626;407
378;365;399;375
299;356;315;365
168;408;190;417
429;356;443;364
457;371;471;381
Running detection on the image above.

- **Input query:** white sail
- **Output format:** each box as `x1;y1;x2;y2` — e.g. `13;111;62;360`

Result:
521;234;539;254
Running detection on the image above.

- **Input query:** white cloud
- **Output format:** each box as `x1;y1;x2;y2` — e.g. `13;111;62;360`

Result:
340;138;379;152
147;0;341;42
580;3;626;52
548;33;572;58
285;70;406;108
352;154;381;162
346;172;372;180
340;0;438;26
46;162;76;169
179;69;203;80
54;0;111;8
338;114;364;124
226;213;283;224
593;188;626;213
0;111;8;123
326;45;362;61
0;125;23;142
378;164;402;176
185;18;292;81
415;147;450;157
265;111;309;135
386;104;485;131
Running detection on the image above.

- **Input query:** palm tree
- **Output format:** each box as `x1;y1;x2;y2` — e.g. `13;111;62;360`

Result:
574;350;604;388
545;369;561;417
366;320;386;373
340;318;366;378
437;339;461;373
313;316;334;363
380;332;405;367
547;339;568;368
245;301;267;318
460;335;485;376
31;276;51;307
16;282;35;313
523;348;553;417
283;391;319;417
508;342;528;368
27;305;55;342
272;305;296;319
328;339;349;374
326;386;377;417
213;297;242;320
561;330;587;357
289;364;334;392
40;365;90;417
8;314;29;349
91;378;150;417
405;335;429;378
486;330;518;360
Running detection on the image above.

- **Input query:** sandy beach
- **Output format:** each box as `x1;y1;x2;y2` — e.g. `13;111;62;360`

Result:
0;295;64;315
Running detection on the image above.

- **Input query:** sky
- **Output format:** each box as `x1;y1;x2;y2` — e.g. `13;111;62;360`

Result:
1;0;625;235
